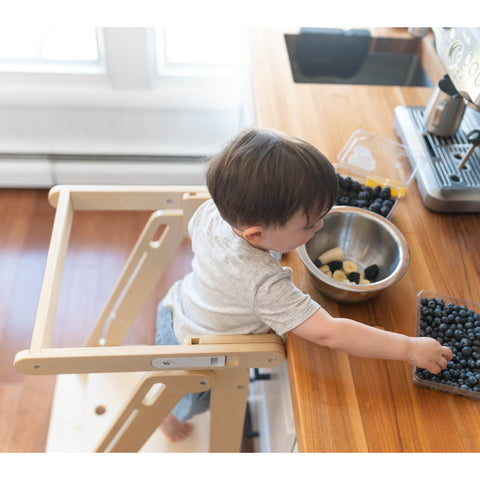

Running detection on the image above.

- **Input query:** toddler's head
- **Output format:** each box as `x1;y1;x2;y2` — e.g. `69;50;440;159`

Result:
206;127;338;228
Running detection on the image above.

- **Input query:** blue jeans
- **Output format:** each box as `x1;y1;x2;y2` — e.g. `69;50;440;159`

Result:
155;302;211;421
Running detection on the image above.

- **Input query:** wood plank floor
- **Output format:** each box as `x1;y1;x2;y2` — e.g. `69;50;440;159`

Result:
0;188;253;452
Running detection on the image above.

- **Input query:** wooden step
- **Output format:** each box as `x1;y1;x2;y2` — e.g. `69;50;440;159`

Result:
46;373;210;452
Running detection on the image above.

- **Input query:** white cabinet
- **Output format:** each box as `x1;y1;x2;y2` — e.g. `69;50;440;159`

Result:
248;362;297;453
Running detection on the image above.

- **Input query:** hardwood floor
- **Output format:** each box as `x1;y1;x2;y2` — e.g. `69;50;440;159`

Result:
0;188;210;452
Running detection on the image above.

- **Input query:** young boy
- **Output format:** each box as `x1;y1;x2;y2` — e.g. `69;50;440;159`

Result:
156;126;452;442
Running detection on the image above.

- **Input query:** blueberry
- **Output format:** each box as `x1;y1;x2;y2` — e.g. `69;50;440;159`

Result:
454;329;464;339
462;346;473;357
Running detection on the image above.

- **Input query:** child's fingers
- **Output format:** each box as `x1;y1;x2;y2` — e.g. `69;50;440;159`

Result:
442;346;453;360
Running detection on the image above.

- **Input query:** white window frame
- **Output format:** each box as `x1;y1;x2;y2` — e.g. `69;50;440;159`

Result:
0;27;106;76
0;27;250;109
155;28;250;78
0;27;253;159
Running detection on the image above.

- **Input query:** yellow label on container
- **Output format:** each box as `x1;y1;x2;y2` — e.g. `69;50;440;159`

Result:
365;176;405;198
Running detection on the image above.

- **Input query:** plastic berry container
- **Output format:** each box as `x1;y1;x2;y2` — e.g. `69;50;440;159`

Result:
334;130;417;219
412;290;480;400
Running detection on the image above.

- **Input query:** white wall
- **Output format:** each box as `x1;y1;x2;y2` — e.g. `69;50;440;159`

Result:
0;28;255;187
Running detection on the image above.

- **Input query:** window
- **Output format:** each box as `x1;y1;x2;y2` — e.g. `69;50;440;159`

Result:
0;27;250;83
158;28;249;68
0;27;103;74
0;27;253;162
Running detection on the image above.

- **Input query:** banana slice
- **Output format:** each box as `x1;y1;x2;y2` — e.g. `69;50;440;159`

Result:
318;246;344;265
359;278;371;285
342;260;358;274
319;264;332;276
332;269;347;282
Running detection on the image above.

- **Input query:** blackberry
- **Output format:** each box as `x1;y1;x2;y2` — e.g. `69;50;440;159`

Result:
328;260;343;273
348;192;357;207
336;195;350;206
354;199;369;208
347;271;360;284
351;181;362;193
364;264;379;281
371;185;382;198
382;199;395;209
357;190;371;201
334;175;394;217
342;176;353;191
379;205;390;217
379;186;391;199
313;258;322;268
368;203;382;214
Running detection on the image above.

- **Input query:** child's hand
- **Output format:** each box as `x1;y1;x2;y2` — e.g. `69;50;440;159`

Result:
407;337;453;374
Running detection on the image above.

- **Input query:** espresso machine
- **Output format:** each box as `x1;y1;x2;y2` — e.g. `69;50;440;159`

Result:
394;27;480;212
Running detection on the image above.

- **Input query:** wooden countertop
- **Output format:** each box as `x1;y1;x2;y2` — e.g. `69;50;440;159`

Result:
249;28;480;452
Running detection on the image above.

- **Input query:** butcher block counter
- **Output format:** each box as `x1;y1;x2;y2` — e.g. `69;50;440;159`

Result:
249;28;480;452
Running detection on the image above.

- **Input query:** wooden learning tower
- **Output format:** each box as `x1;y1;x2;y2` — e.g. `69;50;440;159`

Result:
14;185;286;453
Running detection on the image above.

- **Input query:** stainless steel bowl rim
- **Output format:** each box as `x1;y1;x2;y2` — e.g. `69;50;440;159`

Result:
296;206;410;292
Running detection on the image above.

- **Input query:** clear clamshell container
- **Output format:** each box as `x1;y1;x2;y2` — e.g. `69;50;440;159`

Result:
334;130;417;219
413;290;480;400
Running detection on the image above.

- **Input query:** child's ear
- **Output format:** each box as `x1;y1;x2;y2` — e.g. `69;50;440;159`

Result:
242;226;264;245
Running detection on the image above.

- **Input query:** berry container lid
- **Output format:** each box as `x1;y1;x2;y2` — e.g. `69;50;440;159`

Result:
334;130;417;219
413;290;480;400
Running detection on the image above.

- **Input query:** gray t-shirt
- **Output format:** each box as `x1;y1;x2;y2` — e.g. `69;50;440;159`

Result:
162;199;320;342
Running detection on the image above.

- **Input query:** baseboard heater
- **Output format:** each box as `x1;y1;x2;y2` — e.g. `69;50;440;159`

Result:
0;154;208;187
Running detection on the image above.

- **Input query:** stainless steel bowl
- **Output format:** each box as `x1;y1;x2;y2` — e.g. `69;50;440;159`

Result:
297;206;410;303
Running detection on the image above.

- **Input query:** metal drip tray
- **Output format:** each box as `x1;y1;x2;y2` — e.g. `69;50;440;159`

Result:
394;105;480;212
409;109;480;190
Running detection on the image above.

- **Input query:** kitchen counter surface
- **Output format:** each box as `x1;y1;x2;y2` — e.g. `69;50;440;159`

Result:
249;28;480;452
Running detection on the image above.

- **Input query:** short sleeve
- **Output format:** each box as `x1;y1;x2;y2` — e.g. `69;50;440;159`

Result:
254;267;320;336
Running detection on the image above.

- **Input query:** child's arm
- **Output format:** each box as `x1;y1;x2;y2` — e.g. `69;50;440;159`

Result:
290;308;453;374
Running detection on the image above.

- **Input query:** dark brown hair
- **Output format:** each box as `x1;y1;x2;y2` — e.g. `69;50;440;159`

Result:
206;126;338;227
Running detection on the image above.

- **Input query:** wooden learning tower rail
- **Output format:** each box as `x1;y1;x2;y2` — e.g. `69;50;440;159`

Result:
14;186;286;453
